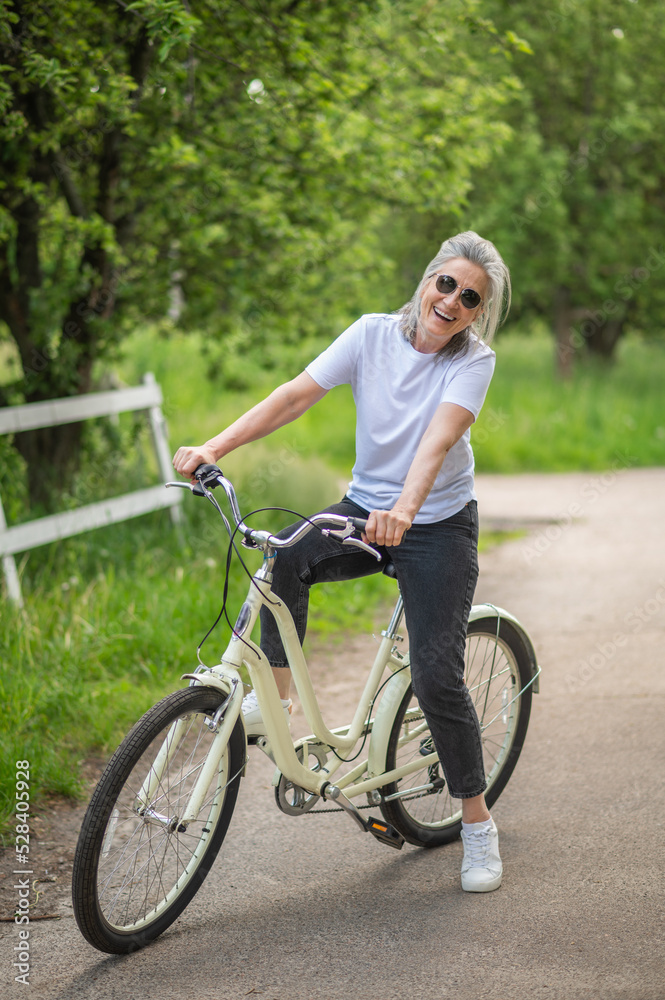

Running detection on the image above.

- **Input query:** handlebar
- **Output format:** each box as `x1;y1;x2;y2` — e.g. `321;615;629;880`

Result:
166;464;381;561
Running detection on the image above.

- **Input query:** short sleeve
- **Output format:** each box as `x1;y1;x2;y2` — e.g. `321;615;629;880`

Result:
440;344;496;419
305;316;365;390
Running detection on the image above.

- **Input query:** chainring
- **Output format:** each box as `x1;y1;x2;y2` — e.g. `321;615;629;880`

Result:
274;743;330;816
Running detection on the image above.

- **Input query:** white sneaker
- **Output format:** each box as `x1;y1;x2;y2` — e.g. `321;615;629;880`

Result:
242;689;292;738
460;818;503;892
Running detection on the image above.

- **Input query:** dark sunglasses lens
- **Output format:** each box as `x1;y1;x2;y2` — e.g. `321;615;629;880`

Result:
435;274;457;295
460;289;481;309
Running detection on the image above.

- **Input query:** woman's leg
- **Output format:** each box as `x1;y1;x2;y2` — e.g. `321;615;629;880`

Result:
388;501;487;801
388;502;503;890
461;793;491;824
259;498;384;699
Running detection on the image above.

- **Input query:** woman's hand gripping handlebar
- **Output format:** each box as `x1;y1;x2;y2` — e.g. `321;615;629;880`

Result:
166;463;382;561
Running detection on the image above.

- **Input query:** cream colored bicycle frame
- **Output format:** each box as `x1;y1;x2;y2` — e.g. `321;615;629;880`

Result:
169;559;418;826
173;553;534;828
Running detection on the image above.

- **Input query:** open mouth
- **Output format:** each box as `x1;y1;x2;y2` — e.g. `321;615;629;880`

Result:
433;305;455;322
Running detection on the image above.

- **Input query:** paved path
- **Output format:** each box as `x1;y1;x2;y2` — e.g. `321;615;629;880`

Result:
2;468;664;1000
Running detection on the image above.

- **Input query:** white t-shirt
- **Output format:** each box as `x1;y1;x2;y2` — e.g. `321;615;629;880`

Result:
305;313;495;523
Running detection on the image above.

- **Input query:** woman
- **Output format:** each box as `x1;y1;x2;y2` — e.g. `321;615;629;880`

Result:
173;230;511;893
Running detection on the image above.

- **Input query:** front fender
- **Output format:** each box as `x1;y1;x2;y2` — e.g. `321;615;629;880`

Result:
180;665;247;738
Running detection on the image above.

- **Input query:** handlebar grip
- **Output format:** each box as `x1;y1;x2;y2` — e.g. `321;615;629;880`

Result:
194;463;223;487
349;517;368;532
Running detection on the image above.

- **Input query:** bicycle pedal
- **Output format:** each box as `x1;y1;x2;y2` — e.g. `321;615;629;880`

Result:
366;817;405;850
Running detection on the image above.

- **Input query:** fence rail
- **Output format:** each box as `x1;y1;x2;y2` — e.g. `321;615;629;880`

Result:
0;373;181;606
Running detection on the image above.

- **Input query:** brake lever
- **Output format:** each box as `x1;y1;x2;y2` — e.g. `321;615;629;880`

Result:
166;480;209;497
344;536;382;560
321;523;382;561
165;481;201;493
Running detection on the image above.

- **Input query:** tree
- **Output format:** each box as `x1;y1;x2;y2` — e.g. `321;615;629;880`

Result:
0;0;528;506
465;0;665;374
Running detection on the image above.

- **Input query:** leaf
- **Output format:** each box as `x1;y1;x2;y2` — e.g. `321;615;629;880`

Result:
505;29;533;55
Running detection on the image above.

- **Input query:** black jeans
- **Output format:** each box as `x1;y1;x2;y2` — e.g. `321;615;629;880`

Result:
259;497;487;799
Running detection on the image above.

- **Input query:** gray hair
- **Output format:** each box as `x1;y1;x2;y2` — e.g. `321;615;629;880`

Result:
398;231;511;359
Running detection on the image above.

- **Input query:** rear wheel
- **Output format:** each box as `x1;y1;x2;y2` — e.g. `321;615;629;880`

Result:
380;616;534;847
72;687;244;953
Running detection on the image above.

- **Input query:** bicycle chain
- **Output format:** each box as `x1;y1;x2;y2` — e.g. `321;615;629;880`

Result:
304;802;375;815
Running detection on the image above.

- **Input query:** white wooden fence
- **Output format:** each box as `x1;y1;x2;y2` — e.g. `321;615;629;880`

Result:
0;373;182;606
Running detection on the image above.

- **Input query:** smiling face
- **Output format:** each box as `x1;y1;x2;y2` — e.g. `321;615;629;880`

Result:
415;257;489;354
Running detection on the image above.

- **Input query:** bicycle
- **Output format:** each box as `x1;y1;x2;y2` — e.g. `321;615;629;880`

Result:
72;463;540;954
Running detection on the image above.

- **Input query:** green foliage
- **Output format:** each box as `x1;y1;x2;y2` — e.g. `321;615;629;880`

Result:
464;0;665;359
380;1;665;364
0;0;529;505
2;0;664;446
126;1;201;60
0;0;523;362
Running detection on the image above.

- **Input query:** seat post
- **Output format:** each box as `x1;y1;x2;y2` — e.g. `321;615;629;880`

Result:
384;593;405;640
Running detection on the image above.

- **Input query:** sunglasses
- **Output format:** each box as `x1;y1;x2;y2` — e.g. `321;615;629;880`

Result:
434;273;483;310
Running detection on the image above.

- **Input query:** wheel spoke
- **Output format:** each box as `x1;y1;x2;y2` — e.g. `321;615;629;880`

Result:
72;689;244;953
380;618;533;845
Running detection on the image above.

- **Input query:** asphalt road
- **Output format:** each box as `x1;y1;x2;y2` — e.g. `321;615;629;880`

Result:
2;468;664;1000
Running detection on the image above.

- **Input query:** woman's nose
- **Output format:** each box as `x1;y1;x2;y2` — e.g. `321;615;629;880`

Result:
442;287;461;307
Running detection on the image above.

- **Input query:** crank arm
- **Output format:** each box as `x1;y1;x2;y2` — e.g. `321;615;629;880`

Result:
322;783;404;849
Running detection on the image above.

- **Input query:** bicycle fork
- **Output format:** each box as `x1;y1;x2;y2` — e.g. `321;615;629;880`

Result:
134;670;244;831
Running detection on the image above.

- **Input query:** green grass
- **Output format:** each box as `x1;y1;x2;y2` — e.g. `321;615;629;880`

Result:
473;329;665;472
1;324;663;836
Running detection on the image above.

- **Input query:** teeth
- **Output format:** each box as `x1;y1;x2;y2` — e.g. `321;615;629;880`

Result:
434;306;454;321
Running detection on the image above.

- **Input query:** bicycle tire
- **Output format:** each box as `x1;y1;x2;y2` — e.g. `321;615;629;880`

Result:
72;687;244;954
380;616;534;847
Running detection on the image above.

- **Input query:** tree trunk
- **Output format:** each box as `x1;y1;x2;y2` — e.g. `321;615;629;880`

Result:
12;274;106;510
13;423;86;508
553;285;575;380
582;316;625;360
0;23;153;512
0;190;98;510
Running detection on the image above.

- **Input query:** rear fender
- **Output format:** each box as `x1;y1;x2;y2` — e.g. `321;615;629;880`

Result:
469;603;540;693
366;662;412;782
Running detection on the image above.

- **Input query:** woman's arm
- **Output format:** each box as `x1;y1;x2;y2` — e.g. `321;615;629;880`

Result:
172;371;328;477
365;402;475;547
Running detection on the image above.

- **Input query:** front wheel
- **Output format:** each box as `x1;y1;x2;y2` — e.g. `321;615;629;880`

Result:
72;687;245;953
380;616;534;847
